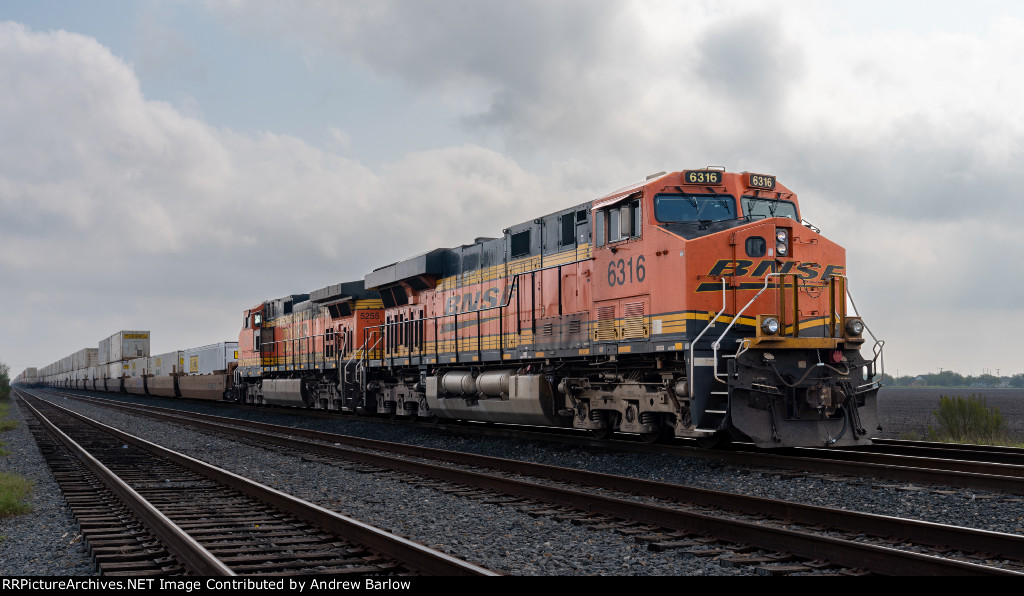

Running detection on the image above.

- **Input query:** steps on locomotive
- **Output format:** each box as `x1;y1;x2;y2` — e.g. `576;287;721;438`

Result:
694;352;734;433
696;390;729;432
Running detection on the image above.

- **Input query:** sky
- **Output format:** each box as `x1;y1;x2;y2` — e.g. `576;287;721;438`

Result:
2;0;1023;379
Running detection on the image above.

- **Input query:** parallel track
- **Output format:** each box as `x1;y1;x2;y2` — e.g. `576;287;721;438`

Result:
37;389;1024;576
15;388;496;577
56;387;1024;495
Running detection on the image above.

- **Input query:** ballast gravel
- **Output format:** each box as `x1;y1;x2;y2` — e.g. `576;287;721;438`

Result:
3;389;1023;576
0;399;95;576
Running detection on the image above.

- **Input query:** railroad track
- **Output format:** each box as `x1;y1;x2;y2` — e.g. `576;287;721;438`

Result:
854;438;1024;466
54;387;1024;495
34;389;1024;576
15;389;495;577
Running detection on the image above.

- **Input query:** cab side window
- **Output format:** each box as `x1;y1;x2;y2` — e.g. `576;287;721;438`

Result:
596;198;641;247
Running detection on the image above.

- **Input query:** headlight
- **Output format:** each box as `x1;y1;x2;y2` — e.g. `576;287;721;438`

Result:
761;317;780;335
845;318;864;336
775;228;789;256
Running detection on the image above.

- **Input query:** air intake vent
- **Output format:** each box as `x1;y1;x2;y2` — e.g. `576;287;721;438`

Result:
595;305;616;341
622;301;646;339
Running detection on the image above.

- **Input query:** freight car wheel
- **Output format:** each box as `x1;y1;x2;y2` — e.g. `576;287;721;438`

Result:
591;427;614;441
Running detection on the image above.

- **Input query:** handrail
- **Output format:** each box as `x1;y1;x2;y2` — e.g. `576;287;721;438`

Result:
687;278;728;397
339;331;383;407
345;331;383;373
363;259;569;360
706;273;885;386
710;273;785;385
840;275;886;383
253;253;589;369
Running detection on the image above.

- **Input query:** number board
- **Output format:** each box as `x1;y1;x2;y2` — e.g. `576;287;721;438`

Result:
747;173;776;190
682;170;723;185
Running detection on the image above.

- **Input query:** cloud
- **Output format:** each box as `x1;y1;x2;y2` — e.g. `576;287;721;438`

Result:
327;126;351;151
5;2;1024;378
199;2;1024;209
0;21;569;372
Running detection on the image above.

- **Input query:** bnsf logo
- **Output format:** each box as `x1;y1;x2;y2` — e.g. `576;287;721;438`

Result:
696;260;845;292
444;287;501;315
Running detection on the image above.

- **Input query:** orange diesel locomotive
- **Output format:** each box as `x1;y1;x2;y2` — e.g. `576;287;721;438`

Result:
233;168;883;448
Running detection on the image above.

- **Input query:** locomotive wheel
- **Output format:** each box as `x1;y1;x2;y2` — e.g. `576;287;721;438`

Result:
591;427;614;440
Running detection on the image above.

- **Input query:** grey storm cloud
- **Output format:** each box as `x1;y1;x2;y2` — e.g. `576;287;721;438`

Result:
204;0;642;161
693;12;806;118
222;0;629;90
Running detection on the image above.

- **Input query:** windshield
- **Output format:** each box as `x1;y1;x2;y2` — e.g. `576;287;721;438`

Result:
653;193;737;223
742;197;799;221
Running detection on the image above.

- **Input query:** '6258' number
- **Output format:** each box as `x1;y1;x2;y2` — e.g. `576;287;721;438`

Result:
608;255;646;287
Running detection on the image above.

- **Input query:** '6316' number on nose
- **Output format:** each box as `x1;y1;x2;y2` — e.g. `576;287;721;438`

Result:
607;255;645;287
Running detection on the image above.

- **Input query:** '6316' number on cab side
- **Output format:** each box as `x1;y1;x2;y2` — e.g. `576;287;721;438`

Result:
607;255;645;287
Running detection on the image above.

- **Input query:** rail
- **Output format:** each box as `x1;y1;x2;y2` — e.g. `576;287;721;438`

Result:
43;390;1024;575
19;391;235;575
23;391;497;576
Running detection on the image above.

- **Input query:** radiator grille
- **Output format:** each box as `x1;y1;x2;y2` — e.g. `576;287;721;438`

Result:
622;301;646;339
595;305;617;341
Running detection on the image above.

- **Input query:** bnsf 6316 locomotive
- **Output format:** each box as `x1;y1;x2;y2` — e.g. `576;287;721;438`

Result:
234;168;884;448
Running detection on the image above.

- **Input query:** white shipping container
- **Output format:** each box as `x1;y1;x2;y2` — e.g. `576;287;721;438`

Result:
98;337;110;365
128;358;147;378
72;348;99;371
149;351;184;376
182;342;239;375
107;361;129;379
100;330;150;364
